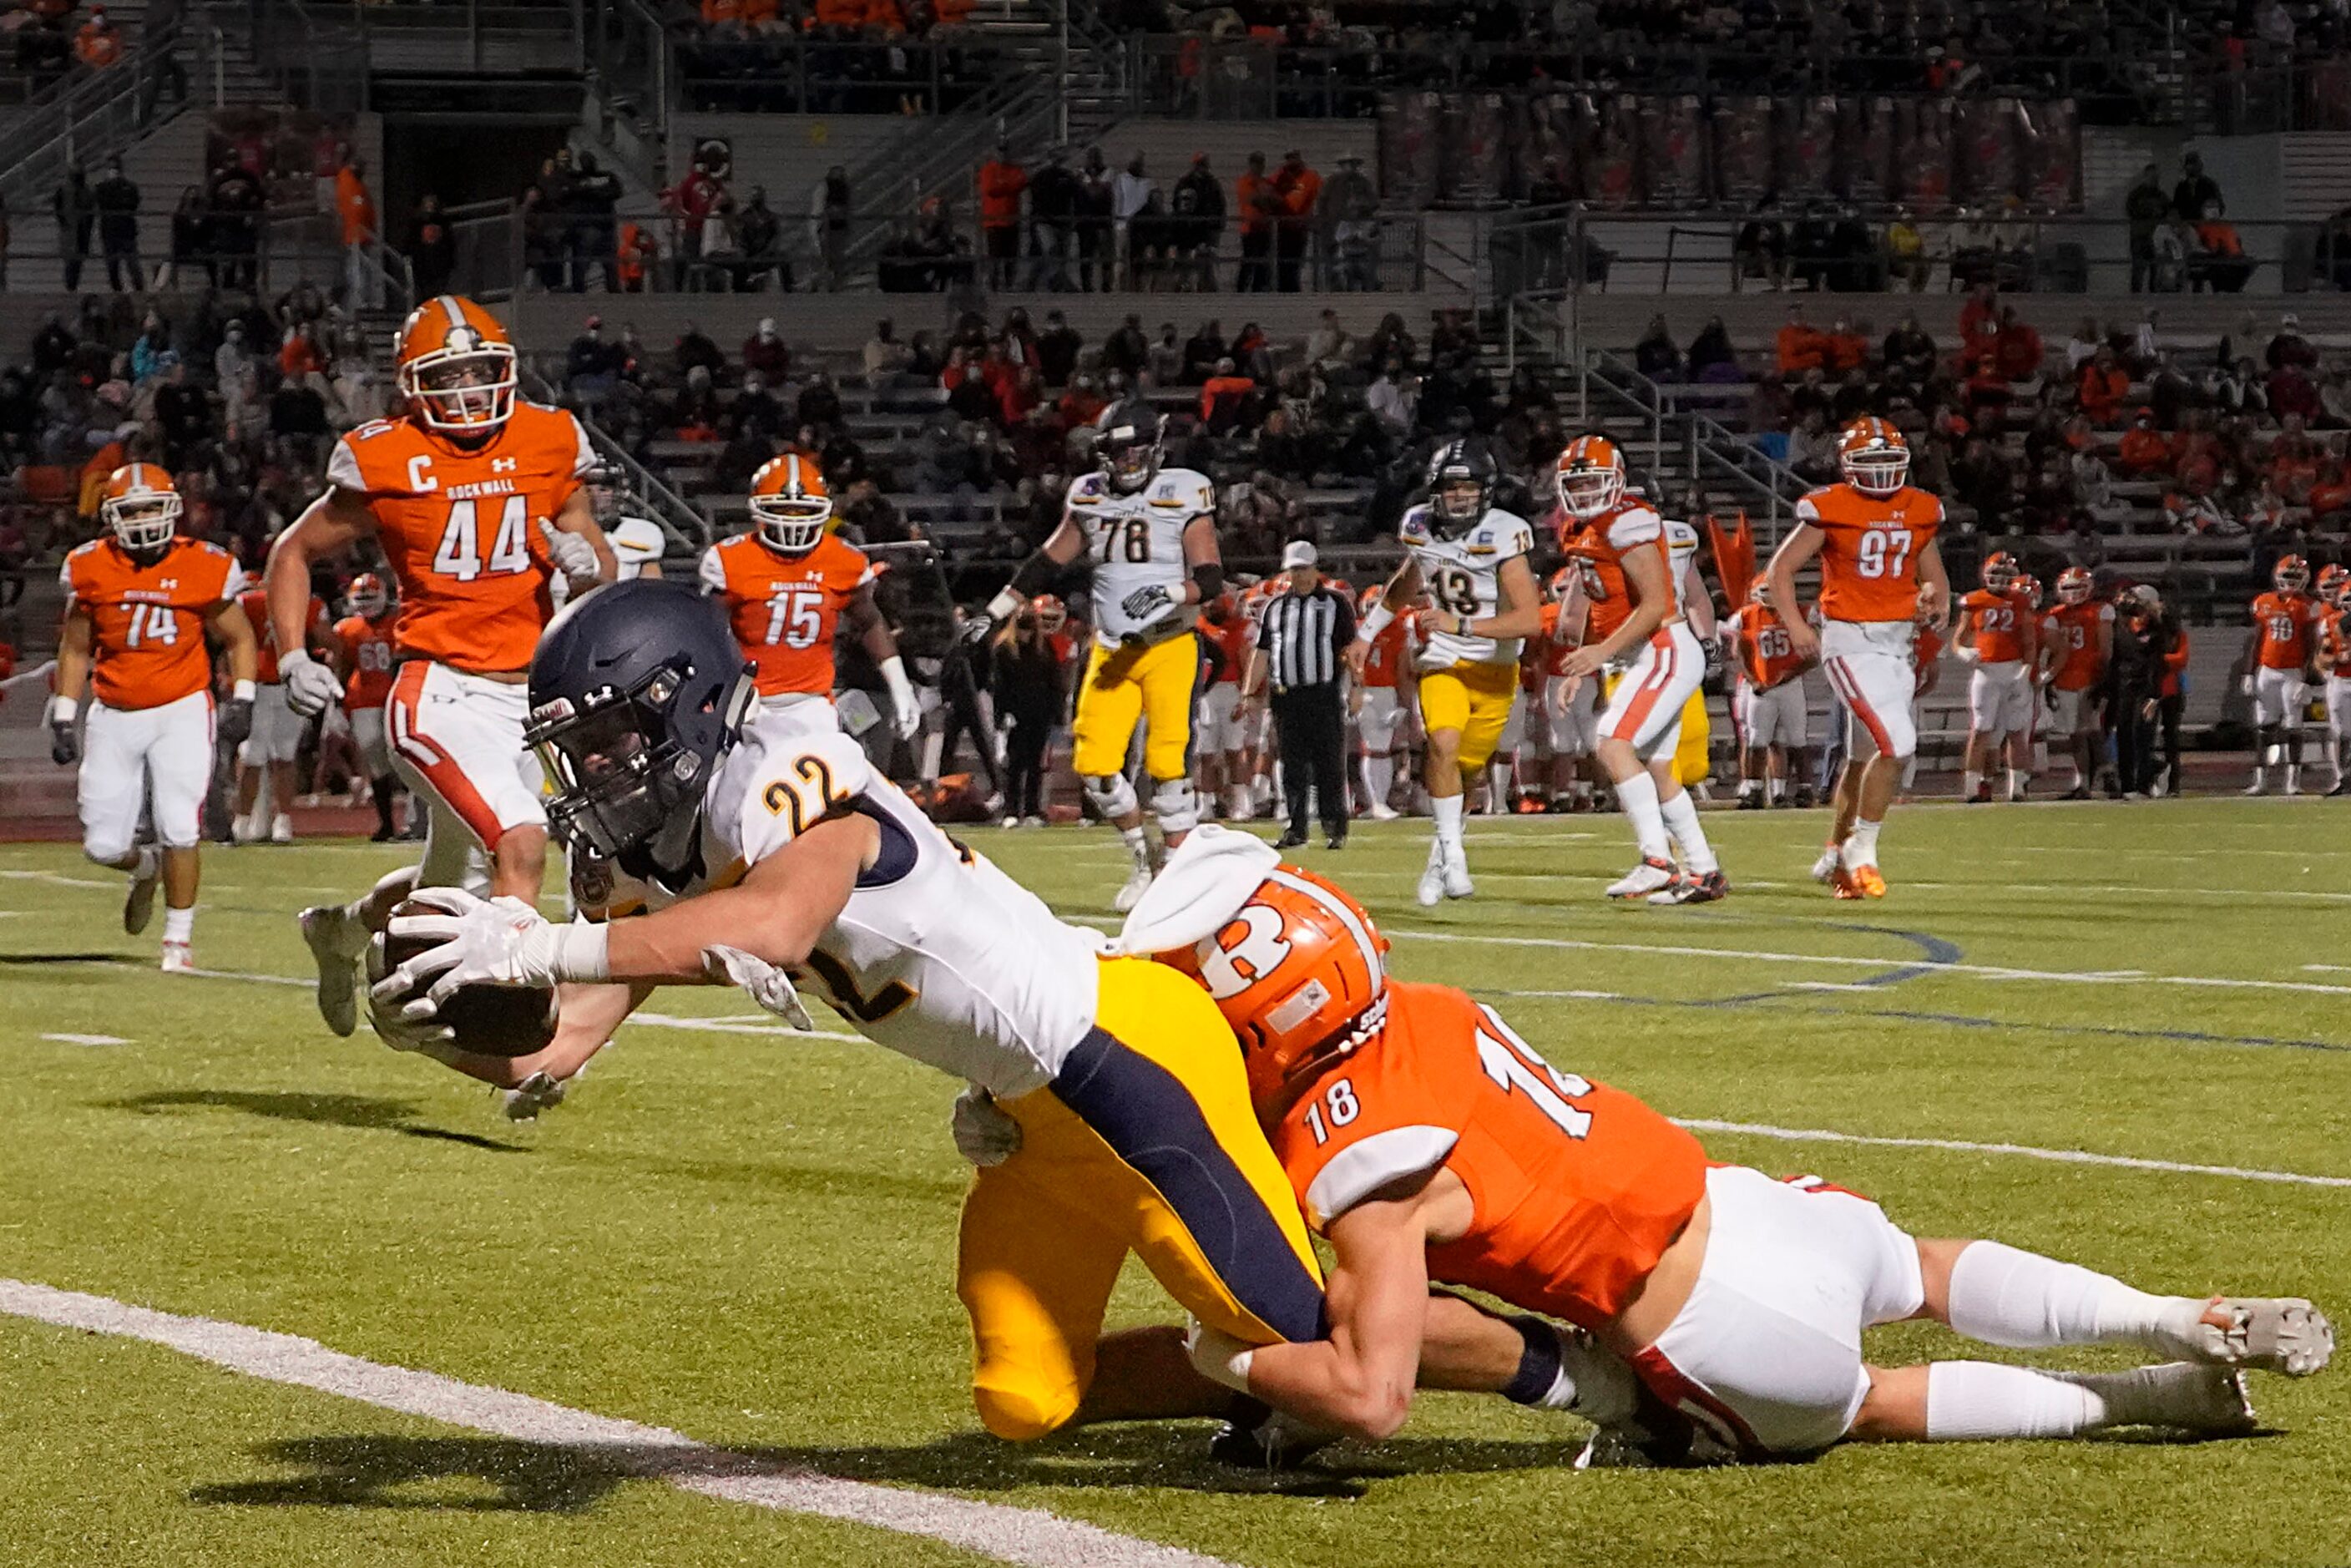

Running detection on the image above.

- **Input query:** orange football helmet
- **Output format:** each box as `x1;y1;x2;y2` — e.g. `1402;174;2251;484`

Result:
1555;434;1627;520
2318;564;2348;605
748;452;832;554
349;571;390;620
99;463;180;553
396;296;518;434
1982;550;2020;594
2275;554;2312;594
2055;565;2094;605
1838;417;1909;498
1157;865;1389;1116
1030;593;1067;634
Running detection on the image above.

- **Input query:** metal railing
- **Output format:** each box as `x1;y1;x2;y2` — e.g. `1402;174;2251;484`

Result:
220;0;367;114
522;360;714;556
0;207;412;302
0;23;213;210
2183;56;2351;134
1584;339;1805;534
674;38;1035;115
584;0;678;194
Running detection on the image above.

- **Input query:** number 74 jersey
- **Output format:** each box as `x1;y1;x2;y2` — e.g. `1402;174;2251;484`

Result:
1797;481;1944;625
327;401;595;674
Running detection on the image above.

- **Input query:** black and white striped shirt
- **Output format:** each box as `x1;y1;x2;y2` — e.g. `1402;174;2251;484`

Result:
1255;585;1357;691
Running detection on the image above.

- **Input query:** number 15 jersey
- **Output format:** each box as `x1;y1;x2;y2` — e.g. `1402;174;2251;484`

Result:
1065;466;1215;645
1399;504;1535;670
699;530;877;698
1796;482;1944;625
327;401;595;674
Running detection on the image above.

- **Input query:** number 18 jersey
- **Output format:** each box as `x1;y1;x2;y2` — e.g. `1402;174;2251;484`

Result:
1796;482;1944;625
326;401;595;674
1399;504;1535;670
1066;466;1215;645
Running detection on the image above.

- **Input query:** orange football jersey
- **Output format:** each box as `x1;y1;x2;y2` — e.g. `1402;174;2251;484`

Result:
334;612;398;711
1268;981;1708;1332
1360;615;1408;689
1534;600;1576;679
239;586;326;685
1796;483;1944;624
326;402;594;674
700;530;877;698
1959;586;2035;665
2040;601;2113;691
1559;521;1632;643
2322;607;2351;679
1727;601;1805;688
63;537;242;710
1208;613;1253;687
2252;590;2321;670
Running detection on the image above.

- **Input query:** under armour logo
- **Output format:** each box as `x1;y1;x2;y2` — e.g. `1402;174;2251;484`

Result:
491;458;518;473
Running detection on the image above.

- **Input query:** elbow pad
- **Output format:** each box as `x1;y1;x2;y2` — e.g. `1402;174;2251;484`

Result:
1191;562;1224;603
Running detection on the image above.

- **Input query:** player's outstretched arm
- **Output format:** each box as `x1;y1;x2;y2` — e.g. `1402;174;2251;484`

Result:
417;979;658;1091
1915;536;1950;624
1764;522;1823;660
602;815;875;983
977;515;1086;634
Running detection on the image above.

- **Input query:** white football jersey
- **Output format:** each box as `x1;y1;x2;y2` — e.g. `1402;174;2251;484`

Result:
591;726;1104;1098
1066;466;1215;645
609;514;667;580
1399;504;1535;670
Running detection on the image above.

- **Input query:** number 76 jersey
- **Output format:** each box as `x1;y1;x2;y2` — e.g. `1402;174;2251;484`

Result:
1797;481;1944;625
329;402;595;674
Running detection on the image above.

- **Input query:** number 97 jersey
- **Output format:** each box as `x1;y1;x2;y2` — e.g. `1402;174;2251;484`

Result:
1400;504;1535;669
328;402;596;674
1797;482;1944;626
1067;466;1215;644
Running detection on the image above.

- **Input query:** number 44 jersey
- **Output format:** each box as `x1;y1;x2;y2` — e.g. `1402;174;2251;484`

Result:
1066;466;1216;645
328;401;596;674
1797;481;1944;626
1398;503;1536;670
582;725;1107;1099
699;531;877;699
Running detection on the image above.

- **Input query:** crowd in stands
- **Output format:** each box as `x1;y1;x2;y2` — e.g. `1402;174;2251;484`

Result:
5;0;134;99
675;0;992;113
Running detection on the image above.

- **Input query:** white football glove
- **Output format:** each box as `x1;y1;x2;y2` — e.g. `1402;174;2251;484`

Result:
880;655;923;741
2242;673;2257;695
950;1085;1023;1166
1121;583;1178;626
366;979;453;1052
703;943;814;1029
540;518;602;584
502;1070;571;1121
373;887;609;1018
279;647;344;719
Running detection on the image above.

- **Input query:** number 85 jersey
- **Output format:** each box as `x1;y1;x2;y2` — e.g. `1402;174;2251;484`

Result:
1066;466;1215;645
1797;481;1944;626
1267;980;1707;1332
326;401;595;674
1399;503;1535;669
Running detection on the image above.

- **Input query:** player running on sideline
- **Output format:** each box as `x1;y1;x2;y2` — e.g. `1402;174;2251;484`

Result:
1137;847;2334;1461
51;465;260;971
266;296;614;1035
367;579;1327;1446
1551;435;1724;903
2243;554;2324;797
1354;440;1540;907
1769;418;1949;898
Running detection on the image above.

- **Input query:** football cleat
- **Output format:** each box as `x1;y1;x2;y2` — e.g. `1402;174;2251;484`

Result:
122;860;159;937
1847;863;1888;898
1440;849;1474;900
231;813;262;845
1112;864;1156;914
270;812;295;844
1207;1398;1337;1471
1648;869;1730;906
2151;1297;2335;1377
1829;865;1865;900
300;904;367;1038
160;940;194;974
1416;847;1446;908
1365;801;1400;821
2057;1363;2257;1436
1606;857;1677;900
2242;776;2268;797
1810;843;1843;883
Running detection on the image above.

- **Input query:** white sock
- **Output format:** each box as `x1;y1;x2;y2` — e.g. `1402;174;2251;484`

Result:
1843;817;1883;870
1738;778;1759;799
1366;755;1393;806
2007;769;2024;799
1432;793;1464;856
1767;776;1785;802
1924;1361;2102;1439
1945;1240;2197;1350
162;906;195;945
1120;825;1150;870
1656;786;1718;873
1962;769;1981;797
1614;771;1671;861
132;844;160;882
2287;762;2302;788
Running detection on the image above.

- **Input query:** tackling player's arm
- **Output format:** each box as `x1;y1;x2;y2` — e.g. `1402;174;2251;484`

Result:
206;594;261;686
1765;521;1825;661
1681;563;1718;640
976;512;1087;632
844;582;921;739
545;482;619;586
1563;544;1669;676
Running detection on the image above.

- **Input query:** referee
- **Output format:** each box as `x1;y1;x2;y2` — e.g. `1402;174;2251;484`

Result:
1246;539;1356;849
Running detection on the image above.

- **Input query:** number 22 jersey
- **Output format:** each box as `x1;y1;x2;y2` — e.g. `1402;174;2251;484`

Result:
583;726;1105;1098
1796;482;1944;625
326;401;595;674
1398;504;1535;670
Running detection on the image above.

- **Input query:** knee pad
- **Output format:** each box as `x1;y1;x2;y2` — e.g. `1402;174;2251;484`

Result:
82;830;134;867
1150;776;1198;836
1082;771;1139;821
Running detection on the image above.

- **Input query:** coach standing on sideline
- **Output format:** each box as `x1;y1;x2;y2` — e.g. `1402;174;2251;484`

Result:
1247;539;1356;849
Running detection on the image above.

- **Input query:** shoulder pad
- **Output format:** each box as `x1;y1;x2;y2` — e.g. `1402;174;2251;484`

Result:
734;728;877;866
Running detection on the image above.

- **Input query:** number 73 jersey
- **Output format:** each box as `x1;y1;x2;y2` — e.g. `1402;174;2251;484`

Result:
327;401;595;674
1266;980;1708;1332
1797;481;1944;625
1399;504;1536;669
1066;466;1215;644
699;531;877;698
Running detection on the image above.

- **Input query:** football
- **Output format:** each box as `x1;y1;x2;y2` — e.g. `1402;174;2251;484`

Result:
369;901;560;1059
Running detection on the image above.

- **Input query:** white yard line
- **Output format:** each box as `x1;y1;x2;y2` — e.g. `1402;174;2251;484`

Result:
39;1032;129;1046
1679;1118;2351;1190
0;1280;1236;1568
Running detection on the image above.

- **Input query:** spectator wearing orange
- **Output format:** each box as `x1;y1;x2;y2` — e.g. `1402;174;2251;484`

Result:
1992;306;2044;382
977;141;1027;291
1272;149;1319;293
2310;454;2351;525
1200;357;1255;432
700;0;745;28
615;220;656;291
1823;315;1868;374
2115;409;2172;475
1774;306;1826;376
279;324;326;380
2075;346;2131;425
1235;152;1276;293
932;0;974;25
2270;412;2322;502
2190;201;2253;292
74;8;122;68
335;151;380;308
1957;281;2000;343
862;0;905;36
812;0;863;30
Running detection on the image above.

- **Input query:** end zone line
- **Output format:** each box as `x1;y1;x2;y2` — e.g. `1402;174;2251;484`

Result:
1676;1119;2351;1189
0;1279;1238;1568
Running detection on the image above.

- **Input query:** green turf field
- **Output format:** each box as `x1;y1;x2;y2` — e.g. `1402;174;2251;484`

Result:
2;799;2348;1567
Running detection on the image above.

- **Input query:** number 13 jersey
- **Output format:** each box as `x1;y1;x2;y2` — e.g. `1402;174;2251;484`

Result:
327;401;595;674
584;726;1105;1098
1065;466;1215;645
1797;482;1944;625
1399;504;1536;670
699;531;877;698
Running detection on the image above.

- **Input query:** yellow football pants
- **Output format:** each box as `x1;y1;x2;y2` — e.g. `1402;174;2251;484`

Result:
1070;634;1198;781
1416;660;1519;773
956;957;1325;1441
1600;672;1711;787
